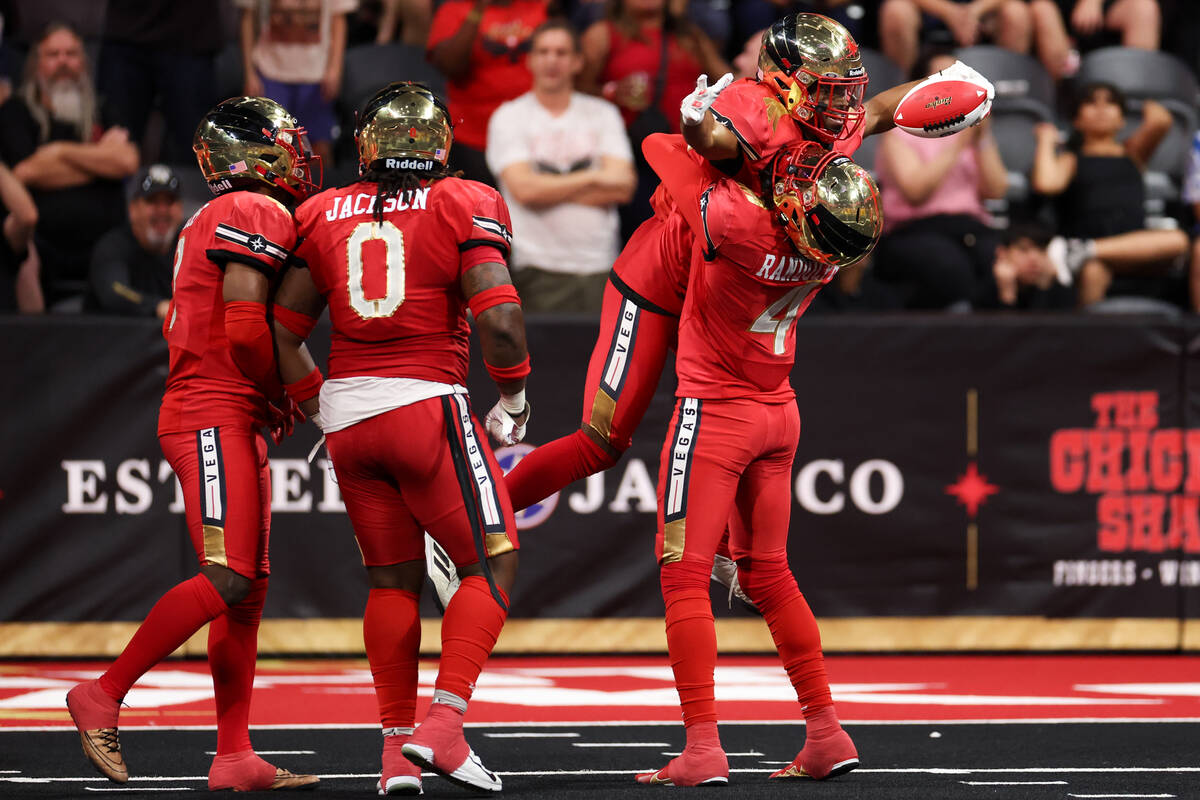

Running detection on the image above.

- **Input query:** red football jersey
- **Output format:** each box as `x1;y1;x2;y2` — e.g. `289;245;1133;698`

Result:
158;192;297;435
675;179;838;402
709;78;864;181
293;178;513;384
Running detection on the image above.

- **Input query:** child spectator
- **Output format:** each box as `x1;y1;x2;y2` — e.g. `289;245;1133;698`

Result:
1032;82;1188;306
238;0;357;166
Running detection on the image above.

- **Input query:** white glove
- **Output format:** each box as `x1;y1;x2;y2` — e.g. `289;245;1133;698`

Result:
680;72;734;126
485;395;530;445
938;59;995;104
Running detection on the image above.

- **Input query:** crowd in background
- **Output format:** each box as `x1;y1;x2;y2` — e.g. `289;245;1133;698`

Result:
0;0;1199;317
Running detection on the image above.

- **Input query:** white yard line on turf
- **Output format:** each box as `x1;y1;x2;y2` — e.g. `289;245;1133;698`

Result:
1068;795;1176;798
572;742;671;748
961;781;1070;785
484;732;581;738
84;787;191;792
5;717;1200;732
664;751;764;757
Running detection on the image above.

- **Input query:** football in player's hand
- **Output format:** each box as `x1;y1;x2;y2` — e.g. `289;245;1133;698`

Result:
893;76;991;138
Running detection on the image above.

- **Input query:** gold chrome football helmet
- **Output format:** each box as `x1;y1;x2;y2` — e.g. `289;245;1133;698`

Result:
355;82;453;173
770;141;881;268
193;96;321;201
759;13;868;145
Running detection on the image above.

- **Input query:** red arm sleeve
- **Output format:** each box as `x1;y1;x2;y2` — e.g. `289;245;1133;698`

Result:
226;299;283;401
643;133;707;238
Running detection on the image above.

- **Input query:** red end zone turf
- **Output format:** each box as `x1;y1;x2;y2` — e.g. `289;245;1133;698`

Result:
2;655;1199;728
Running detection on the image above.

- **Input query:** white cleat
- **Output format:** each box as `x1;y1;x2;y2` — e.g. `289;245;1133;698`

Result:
401;742;502;794
377;774;422;795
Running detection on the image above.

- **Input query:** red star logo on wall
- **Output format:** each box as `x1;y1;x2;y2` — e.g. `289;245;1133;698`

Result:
945;461;999;517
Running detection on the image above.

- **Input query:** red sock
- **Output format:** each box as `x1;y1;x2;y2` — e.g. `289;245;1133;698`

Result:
99;574;228;701
504;429;616;511
661;560;718;728
739;558;834;729
435;576;508;703
364;588;421;729
209;577;267;755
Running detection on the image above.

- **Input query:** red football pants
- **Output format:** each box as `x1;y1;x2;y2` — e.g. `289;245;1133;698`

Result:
326;394;518;568
504;211;693;511
160;424;271;578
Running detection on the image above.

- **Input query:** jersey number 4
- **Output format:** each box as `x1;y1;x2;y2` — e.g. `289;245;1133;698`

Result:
347;220;406;319
750;283;818;355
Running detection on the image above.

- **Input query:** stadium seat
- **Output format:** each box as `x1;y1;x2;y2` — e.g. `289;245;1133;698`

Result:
340;43;446;114
860;47;904;101
955;46;1057;214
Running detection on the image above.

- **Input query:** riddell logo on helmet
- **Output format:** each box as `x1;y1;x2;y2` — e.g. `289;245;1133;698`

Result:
209;178;233;193
385;158;434;170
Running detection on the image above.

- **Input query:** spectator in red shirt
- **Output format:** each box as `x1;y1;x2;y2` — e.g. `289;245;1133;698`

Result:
428;0;551;185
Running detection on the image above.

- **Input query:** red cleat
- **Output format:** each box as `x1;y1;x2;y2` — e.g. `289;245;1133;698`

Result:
769;727;859;780
66;680;127;784
402;704;501;793
379;732;422;795
636;741;729;787
208;751;319;791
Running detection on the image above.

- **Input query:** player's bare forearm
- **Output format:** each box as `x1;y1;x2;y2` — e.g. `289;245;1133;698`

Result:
464;260;528;395
682;113;740;162
863;79;920;137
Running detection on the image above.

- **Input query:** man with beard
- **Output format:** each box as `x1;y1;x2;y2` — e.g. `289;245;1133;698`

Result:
90;164;182;318
0;22;138;310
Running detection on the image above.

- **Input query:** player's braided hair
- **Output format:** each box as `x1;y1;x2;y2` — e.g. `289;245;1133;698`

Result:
359;164;458;224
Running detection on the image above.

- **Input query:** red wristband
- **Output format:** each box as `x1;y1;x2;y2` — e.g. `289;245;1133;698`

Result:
485;354;530;383
273;303;319;339
285;366;323;404
468;284;520;318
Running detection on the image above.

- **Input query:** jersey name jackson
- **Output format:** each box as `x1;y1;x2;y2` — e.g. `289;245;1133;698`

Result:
324;186;431;221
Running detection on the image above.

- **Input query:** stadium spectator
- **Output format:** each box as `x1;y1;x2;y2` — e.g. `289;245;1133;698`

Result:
976;221;1077;308
1182;131;1199;311
733;2;871;52
97;0;222;163
89;164;181;318
0;22;138;311
1054;0;1160;51
579;0;728;237
237;0;356;166
872;50;1008;309
374;0;434;45
428;0;551;185
487;20;635;313
879;0;1068;75
1032;83;1188;306
0;160;38;312
731;26;765;79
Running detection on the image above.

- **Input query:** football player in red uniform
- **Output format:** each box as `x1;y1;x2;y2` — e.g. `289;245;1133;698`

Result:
501;14;990;548
66;98;321;791
635;137;883;787
271;82;527;795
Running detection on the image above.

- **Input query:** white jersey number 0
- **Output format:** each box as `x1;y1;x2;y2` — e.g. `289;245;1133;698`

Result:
347;220;406;319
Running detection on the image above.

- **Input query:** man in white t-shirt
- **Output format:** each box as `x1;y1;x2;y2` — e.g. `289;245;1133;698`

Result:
486;19;635;313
